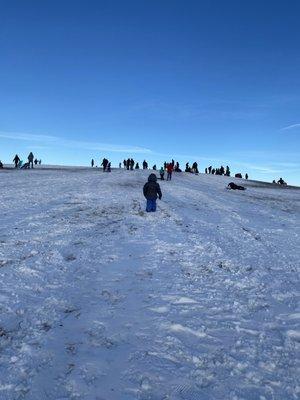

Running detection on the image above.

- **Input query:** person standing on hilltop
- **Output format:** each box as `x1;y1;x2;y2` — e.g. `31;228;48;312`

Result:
13;154;20;168
159;166;165;180
192;162;199;174
167;163;173;181
28;152;34;168
101;158;108;172
91;159;94;167
143;173;162;212
130;158;135;170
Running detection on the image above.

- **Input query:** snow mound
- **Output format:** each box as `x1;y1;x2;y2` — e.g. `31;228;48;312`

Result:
0;167;299;399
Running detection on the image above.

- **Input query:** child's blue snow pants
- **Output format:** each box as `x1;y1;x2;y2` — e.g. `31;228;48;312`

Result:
146;198;157;212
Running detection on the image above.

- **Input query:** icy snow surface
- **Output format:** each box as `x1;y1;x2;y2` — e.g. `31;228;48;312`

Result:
0;167;299;400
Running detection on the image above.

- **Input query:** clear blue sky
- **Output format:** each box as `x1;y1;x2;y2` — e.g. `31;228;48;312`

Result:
1;0;299;184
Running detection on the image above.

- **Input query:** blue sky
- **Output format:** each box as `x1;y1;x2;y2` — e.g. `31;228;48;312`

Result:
0;0;299;184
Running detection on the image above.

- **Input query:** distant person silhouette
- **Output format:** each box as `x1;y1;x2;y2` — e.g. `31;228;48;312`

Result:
143;160;148;169
277;178;286;185
130;158;135;170
28;152;34;168
192;162;199;173
159;167;165;180
101;158;108;172
13;154;20;168
175;162;180;172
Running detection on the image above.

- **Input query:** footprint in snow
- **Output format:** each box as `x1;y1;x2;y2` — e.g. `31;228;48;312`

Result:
171;383;207;400
0;326;9;338
66;343;78;355
64;254;77;261
0;259;13;268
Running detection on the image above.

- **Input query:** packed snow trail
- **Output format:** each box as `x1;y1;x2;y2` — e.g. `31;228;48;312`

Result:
0;167;299;400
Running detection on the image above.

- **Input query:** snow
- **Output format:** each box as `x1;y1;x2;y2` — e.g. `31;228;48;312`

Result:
0;166;299;400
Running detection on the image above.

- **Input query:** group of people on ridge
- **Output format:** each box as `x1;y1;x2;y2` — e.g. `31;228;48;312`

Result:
205;165;231;176
0;153;41;169
14;153;41;169
88;157;289;204
185;162;199;173
159;163;174;181
120;159;148;170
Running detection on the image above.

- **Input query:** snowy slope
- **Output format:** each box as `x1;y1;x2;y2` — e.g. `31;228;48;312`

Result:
0;167;299;400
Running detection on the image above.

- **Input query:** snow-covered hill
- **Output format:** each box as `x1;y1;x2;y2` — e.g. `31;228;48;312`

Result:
0;167;299;400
